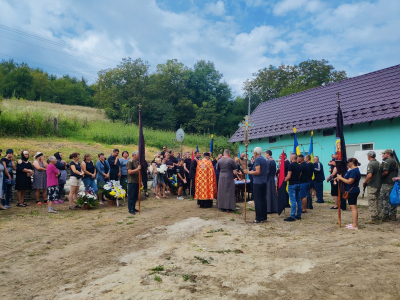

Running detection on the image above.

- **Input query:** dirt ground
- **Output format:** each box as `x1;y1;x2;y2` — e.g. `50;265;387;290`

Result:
1;192;400;300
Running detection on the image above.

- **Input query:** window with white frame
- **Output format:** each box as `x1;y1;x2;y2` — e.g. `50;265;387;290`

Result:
346;143;374;158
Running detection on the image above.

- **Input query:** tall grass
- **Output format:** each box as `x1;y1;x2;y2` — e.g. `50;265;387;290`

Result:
0;110;234;151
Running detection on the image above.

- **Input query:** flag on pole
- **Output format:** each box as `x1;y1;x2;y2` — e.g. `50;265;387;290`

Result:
293;127;300;155
191;150;194;160
278;150;285;188
302;147;305;157
210;134;214;158
336;98;347;212
309;131;315;179
277;150;288;215
196;146;199;152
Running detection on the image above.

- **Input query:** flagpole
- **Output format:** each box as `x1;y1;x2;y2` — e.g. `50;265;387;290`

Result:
337;94;341;227
244;143;248;222
138;103;142;215
238;115;254;222
138;162;141;215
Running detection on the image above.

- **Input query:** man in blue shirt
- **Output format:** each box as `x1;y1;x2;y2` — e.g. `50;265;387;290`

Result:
284;154;302;221
244;147;268;223
313;156;325;203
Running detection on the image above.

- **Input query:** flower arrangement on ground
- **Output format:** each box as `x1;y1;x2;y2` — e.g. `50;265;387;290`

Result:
102;180;126;201
76;188;99;208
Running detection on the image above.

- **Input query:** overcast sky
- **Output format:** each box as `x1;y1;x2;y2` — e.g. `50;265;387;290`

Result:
1;0;399;96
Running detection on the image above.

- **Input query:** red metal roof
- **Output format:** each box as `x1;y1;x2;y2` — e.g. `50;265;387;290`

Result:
229;64;400;143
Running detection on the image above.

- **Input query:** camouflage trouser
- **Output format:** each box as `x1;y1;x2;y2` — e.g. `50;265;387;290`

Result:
381;184;397;218
367;186;381;221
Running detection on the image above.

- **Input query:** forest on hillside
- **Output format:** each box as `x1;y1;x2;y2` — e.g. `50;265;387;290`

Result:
0;58;346;136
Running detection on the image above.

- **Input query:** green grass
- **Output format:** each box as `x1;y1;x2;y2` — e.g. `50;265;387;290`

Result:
0;100;233;151
154;275;162;282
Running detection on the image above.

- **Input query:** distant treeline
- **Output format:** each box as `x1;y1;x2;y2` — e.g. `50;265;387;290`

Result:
0;58;346;137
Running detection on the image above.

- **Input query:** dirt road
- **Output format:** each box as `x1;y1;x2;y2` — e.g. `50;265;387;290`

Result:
1;195;400;299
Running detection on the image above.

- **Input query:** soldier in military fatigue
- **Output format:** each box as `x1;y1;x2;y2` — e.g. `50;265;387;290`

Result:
363;151;381;224
380;149;398;221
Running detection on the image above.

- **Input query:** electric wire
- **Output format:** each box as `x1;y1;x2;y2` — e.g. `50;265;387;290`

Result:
0;52;99;77
0;35;117;67
0;23;120;63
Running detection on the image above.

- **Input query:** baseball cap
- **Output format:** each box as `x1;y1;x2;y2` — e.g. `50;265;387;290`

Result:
367;150;376;158
382;149;393;154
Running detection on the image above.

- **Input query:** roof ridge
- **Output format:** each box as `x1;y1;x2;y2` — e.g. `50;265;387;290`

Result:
257;64;400;108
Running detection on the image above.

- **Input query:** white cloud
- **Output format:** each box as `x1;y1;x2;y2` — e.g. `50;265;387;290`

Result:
0;0;398;96
273;0;323;16
204;1;226;16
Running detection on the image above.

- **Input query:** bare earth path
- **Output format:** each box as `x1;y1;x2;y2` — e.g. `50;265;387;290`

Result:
1;194;400;300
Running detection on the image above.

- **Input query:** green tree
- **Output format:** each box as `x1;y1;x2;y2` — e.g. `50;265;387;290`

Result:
250;59;347;102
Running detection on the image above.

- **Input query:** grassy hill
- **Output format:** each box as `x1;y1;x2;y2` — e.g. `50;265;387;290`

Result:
0;99;234;160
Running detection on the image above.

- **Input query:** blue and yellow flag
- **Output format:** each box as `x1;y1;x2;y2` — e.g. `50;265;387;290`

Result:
309;131;315;179
293;127;300;155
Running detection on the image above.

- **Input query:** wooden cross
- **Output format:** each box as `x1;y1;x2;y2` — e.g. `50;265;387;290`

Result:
238;115;255;145
138;103;142;110
238;115;255;222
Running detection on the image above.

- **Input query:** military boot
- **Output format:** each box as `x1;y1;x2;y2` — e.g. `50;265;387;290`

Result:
390;215;397;221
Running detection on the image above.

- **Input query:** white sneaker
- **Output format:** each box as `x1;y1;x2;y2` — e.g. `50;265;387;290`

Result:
48;208;57;213
177;196;184;200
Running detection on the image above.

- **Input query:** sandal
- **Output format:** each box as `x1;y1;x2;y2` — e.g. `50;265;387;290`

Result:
17;203;27;207
99;201;104;205
346;224;358;230
302;211;307;213
69;206;76;210
330;206;338;209
23;202;30;206
156;196;160;199
252;220;265;223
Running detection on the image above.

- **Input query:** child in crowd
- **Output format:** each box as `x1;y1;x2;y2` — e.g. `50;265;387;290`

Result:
176;159;186;200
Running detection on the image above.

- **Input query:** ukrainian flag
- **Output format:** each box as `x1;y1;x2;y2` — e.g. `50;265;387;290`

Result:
293;127;300;155
309;131;315;179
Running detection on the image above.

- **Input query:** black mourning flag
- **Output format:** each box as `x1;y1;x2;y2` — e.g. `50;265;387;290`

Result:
336;102;347;210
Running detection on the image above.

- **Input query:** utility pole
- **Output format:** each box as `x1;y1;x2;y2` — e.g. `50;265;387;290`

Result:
248;86;252;116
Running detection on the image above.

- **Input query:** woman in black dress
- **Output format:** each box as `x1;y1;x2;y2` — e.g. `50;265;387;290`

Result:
16;151;34;207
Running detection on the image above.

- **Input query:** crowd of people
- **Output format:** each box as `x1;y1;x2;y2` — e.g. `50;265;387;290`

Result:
1;146;398;229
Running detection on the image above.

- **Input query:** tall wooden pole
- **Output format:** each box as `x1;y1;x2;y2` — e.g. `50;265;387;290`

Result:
338;185;341;227
138;163;141;214
244;143;248;222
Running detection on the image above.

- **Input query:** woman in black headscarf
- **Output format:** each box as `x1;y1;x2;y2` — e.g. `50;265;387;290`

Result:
16;151;34;207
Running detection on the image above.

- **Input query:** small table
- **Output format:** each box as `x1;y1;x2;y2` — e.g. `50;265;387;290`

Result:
234;180;251;202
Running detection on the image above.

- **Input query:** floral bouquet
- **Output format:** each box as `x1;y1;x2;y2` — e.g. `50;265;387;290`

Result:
76;188;99;208
102;180;126;201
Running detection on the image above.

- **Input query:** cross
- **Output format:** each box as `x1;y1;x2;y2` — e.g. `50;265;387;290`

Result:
138;103;142;110
238;115;255;131
238;115;255;145
336;92;341;108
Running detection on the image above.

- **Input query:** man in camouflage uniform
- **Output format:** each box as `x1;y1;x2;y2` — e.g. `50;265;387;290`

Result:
380;149;398;222
363;151;381;224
